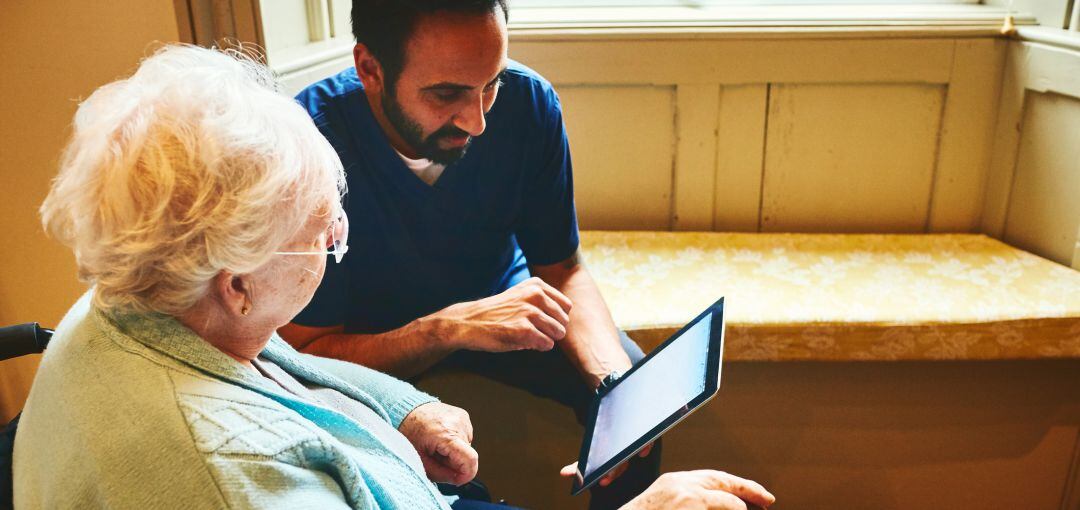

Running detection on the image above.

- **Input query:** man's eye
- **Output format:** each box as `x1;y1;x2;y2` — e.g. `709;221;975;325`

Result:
433;90;461;102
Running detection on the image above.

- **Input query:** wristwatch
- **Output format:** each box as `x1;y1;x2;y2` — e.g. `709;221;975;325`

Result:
596;370;623;393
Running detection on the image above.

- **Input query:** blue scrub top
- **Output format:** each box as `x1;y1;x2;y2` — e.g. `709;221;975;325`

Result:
292;61;580;334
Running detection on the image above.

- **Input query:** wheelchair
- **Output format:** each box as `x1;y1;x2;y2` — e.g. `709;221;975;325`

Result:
0;323;503;509
0;323;52;510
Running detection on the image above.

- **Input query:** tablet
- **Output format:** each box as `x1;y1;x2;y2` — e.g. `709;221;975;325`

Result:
571;297;726;495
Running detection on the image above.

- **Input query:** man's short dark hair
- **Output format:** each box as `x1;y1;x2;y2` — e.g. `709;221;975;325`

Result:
351;0;509;89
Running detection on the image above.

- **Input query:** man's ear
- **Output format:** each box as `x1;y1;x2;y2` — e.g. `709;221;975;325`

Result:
213;271;252;317
353;43;385;95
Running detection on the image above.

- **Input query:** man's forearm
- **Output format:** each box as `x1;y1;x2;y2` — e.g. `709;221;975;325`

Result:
284;279;578;378
300;317;456;379
533;261;632;388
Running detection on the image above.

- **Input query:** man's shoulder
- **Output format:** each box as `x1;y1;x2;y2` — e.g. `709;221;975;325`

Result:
500;59;560;109
294;67;364;120
486;59;562;137
504;60;553;90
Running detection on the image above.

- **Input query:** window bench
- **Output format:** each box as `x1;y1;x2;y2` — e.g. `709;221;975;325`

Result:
580;231;1080;361
419;231;1080;509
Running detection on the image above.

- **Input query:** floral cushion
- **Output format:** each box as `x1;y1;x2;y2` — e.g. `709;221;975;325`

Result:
581;232;1080;360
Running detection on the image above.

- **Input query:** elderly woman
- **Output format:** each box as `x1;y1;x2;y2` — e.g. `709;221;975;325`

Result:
15;45;773;510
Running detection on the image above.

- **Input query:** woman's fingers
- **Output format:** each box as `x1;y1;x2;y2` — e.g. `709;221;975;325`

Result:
427;437;479;485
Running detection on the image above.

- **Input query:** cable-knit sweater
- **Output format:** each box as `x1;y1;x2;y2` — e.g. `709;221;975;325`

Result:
14;292;450;509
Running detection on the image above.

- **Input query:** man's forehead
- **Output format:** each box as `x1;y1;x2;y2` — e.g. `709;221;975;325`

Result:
401;10;508;86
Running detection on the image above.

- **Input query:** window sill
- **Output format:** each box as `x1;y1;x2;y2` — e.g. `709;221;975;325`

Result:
508;4;1037;40
270;4;1045;86
1015;26;1080;51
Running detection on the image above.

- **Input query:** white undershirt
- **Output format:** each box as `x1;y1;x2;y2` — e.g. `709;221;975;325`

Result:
396;150;446;186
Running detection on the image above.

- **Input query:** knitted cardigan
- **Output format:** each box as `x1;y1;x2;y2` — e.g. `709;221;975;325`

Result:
14;293;449;509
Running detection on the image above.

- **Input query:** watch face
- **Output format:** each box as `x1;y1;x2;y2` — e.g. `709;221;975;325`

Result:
599;371;623;393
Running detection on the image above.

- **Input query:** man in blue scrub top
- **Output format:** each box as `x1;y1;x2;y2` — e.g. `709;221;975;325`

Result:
279;1;659;507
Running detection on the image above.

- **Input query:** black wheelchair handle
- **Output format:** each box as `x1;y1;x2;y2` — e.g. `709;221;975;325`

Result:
0;323;53;361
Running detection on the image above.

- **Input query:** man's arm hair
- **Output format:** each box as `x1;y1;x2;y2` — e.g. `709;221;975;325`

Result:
529;249;632;388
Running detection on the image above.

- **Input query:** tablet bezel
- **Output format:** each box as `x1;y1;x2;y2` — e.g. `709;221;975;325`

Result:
571;297;726;495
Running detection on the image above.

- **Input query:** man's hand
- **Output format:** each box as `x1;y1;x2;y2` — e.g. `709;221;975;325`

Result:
398;402;478;486
557;444;655;488
429;277;573;352
623;470;775;510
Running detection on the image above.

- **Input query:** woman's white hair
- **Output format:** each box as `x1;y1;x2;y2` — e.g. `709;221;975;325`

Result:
40;44;346;316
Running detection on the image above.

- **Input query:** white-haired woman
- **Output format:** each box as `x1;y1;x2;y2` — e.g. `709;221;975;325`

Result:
15;45;774;510
16;44;479;509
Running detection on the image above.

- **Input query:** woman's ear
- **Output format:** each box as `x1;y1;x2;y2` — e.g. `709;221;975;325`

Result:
213;271;253;317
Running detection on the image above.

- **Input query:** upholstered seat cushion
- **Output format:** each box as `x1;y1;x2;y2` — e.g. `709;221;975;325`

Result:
580;232;1080;361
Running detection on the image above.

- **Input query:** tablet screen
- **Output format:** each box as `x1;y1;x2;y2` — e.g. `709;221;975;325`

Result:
575;298;725;492
584;315;712;476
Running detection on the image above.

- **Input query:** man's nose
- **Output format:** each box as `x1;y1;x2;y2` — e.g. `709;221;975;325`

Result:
452;95;487;137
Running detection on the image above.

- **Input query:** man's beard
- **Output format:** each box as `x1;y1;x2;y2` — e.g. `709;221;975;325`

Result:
382;89;472;165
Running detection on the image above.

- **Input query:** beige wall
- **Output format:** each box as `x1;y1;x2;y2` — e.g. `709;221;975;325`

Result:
0;1;180;421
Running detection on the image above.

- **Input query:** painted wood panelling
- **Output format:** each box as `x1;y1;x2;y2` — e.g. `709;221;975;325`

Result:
328;0;351;39
512;38;955;86
259;0;310;52
1075;225;1080;271
511;37;1007;235
927;38;1006;233
673;84;721;231
983;40;1080;268
557;86;676;230
763;84;946;232
714;85;769;232
1002;92;1080;266
982;42;1080;236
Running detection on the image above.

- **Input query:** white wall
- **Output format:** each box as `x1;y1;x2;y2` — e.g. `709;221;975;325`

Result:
984;0;1074;28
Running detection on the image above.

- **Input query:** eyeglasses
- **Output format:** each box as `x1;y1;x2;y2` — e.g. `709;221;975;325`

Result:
275;211;350;264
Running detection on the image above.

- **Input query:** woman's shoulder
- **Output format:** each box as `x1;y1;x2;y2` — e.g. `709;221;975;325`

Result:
15;297;348;507
23;292;323;453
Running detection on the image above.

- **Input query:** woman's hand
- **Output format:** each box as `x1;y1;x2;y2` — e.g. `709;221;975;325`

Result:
398;402;478;485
